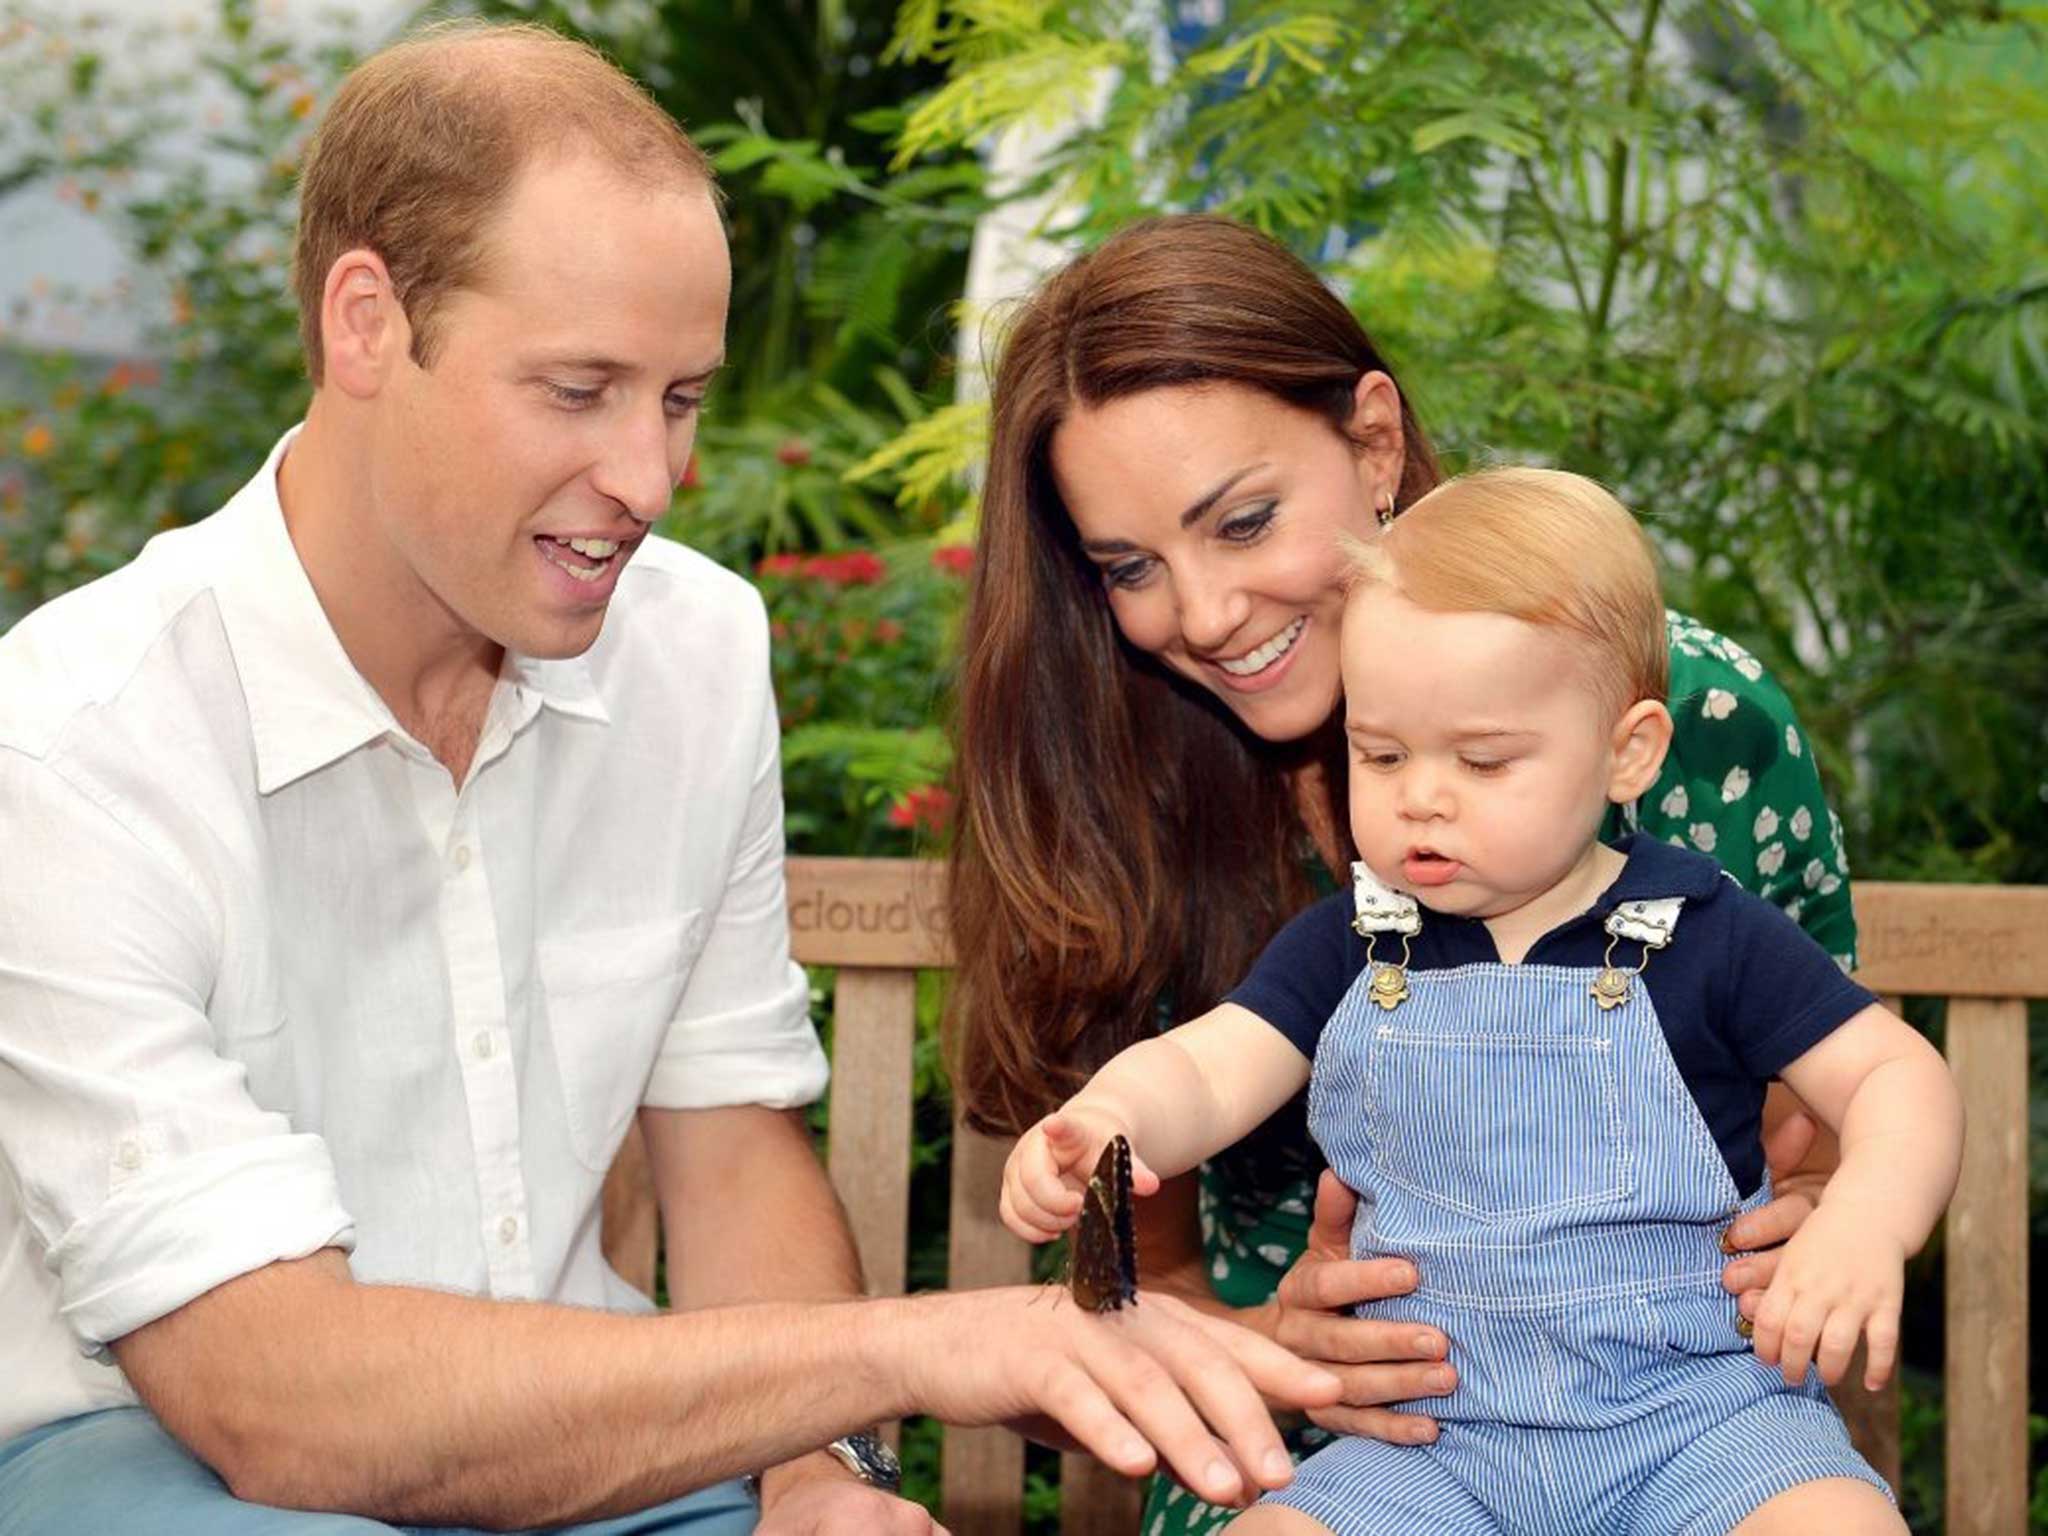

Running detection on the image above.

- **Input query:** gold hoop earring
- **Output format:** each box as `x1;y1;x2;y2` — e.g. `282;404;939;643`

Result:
1375;488;1397;528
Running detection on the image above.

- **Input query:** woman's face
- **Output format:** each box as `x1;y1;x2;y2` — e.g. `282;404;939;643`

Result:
1049;378;1404;743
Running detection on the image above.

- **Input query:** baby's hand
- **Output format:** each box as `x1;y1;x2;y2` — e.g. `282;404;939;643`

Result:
999;1107;1157;1243
1748;1198;1904;1391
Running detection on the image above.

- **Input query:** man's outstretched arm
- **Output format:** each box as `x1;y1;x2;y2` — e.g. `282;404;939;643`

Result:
113;1245;1340;1524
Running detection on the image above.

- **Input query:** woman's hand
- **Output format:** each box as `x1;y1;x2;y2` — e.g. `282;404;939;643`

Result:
1720;1095;1834;1323
1270;1171;1455;1444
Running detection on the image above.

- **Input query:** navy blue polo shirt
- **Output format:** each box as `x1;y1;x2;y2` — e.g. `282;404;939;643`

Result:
1227;837;1876;1194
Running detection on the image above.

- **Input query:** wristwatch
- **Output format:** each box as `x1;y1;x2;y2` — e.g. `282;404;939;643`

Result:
824;1429;903;1493
742;1429;903;1501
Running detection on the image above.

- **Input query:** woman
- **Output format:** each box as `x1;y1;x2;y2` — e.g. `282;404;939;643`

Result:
946;214;1854;1532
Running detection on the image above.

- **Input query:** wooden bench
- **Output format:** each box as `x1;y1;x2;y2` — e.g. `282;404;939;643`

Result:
602;861;2045;1535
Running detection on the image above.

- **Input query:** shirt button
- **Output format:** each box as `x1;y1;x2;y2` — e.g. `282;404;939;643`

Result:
498;1215;519;1245
451;845;472;872
473;1031;495;1060
115;1139;143;1171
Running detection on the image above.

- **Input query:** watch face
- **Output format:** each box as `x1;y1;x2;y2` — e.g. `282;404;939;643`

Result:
835;1431;903;1492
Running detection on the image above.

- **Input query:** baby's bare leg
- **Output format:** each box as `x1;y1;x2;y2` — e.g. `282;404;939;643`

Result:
1225;1506;1335;1535
1730;1477;1904;1534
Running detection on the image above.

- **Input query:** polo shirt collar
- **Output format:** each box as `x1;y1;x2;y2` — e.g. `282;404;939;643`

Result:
1594;833;1730;911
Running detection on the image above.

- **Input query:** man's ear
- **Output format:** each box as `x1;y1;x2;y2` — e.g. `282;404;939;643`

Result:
318;249;410;399
1608;698;1674;805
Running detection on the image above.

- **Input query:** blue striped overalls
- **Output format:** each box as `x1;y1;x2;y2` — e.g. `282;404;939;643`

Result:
1260;869;1889;1534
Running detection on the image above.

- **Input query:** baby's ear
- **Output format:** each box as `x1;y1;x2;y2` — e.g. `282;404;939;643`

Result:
1607;699;1674;804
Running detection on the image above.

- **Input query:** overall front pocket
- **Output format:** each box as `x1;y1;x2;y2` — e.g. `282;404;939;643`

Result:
1364;1028;1632;1221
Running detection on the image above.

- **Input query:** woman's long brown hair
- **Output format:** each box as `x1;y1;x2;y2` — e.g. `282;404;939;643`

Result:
946;214;1441;1135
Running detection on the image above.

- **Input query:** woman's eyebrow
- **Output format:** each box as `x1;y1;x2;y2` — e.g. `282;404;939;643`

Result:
1180;464;1266;528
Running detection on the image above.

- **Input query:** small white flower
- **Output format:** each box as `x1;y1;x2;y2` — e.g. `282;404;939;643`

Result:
1703;689;1737;720
1669;834;1687;847
1258;1243;1293;1267
1786;724;1803;758
1758;842;1787;877
1734;656;1763;681
1676;640;1703;657
1818;874;1841;896
1274;1196;1307;1216
1754;807;1780;841
1785;897;1804;922
1211;1254;1232;1281
1803;858;1826;889
1790;806;1814;842
1660;784;1690;818
1721;766;1752;803
1689;823;1718;852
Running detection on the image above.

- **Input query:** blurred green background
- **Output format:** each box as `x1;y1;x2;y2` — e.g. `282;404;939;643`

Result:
3;0;2044;1527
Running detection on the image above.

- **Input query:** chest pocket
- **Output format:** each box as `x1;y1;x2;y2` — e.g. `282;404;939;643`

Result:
1362;1016;1633;1222
539;914;704;1171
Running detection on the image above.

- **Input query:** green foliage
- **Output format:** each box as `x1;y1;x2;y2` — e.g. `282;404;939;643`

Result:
879;0;2048;890
745;539;973;852
0;0;343;624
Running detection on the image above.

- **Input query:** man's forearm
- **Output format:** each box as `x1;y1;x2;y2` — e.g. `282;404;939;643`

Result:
115;1250;928;1527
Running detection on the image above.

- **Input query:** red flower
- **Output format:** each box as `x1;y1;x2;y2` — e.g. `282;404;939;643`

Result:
931;544;973;576
775;438;812;467
756;553;804;578
803;551;886;586
873;619;904;644
887;784;954;836
680;457;701;490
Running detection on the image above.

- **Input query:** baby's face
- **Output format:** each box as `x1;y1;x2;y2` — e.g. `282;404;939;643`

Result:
1341;586;1626;922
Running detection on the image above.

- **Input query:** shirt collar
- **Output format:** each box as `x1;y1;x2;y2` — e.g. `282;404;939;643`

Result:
210;427;612;796
209;428;402;796
503;651;610;725
1593;833;1730;911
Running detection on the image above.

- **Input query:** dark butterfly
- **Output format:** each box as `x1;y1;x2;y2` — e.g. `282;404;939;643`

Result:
1070;1134;1139;1313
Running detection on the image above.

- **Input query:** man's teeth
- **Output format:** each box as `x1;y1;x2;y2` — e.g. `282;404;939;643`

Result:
539;536;620;583
1218;617;1306;677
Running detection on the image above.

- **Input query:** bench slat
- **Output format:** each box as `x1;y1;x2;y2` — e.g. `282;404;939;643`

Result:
942;1121;1032;1533
826;968;917;1297
1943;996;2029;1536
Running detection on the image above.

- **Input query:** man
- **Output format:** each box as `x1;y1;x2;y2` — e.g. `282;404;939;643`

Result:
0;22;1338;1536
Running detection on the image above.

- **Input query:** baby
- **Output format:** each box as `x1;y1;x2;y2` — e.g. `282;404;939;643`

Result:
1002;468;1961;1534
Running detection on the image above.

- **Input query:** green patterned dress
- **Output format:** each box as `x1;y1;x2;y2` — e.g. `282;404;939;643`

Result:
1138;611;1857;1535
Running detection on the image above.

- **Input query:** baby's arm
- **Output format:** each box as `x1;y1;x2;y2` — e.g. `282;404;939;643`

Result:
1756;1002;1963;1389
1000;1004;1311;1244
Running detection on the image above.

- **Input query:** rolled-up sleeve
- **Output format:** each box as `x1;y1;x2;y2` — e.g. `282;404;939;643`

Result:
0;752;353;1351
641;626;826;1113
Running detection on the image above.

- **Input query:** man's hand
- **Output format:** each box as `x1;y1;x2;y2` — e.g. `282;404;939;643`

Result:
1271;1171;1455;1444
1747;1197;1905;1390
892;1284;1340;1510
1000;1108;1158;1243
756;1473;947;1536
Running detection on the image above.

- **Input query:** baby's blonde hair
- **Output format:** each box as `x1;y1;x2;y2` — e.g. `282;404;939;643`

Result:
1345;467;1669;715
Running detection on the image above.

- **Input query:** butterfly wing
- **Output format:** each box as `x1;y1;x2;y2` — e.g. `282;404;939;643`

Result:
1070;1134;1139;1312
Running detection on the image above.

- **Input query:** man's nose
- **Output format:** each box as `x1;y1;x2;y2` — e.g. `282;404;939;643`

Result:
594;406;682;525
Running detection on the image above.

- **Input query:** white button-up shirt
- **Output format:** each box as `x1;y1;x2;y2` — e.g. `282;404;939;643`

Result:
0;431;827;1444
